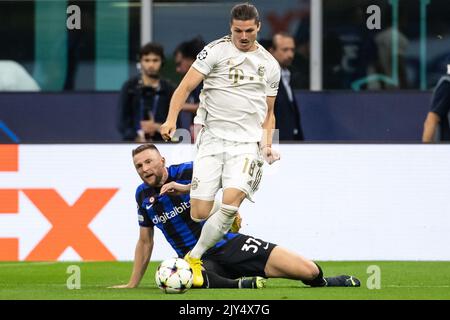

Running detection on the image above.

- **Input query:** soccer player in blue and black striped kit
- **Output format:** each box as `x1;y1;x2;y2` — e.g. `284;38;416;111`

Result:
111;144;360;289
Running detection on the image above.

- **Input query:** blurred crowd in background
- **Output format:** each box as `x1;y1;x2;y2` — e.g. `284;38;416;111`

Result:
1;0;449;92
0;0;449;143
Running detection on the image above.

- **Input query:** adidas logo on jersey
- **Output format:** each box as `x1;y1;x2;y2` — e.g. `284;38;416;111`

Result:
151;201;190;224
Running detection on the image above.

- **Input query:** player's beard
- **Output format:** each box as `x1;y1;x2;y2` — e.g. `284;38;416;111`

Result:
143;173;161;187
281;58;293;69
149;170;165;187
148;73;160;79
143;69;160;79
153;174;163;186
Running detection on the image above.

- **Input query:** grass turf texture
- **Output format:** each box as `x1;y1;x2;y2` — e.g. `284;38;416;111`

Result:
1;261;449;300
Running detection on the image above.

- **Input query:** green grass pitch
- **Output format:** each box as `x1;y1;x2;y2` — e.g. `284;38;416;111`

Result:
1;261;449;300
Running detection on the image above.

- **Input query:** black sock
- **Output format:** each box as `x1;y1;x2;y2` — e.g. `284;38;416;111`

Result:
323;275;360;287
201;270;239;288
323;276;342;287
301;262;327;287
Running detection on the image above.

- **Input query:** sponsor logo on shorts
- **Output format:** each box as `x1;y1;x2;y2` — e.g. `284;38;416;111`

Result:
152;201;190;224
138;215;144;222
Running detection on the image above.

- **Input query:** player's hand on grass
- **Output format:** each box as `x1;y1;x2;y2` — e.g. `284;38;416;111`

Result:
261;146;280;164
160;181;190;196
160;121;177;142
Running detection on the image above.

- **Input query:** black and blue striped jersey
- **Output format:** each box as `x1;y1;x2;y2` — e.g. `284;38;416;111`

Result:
135;161;238;257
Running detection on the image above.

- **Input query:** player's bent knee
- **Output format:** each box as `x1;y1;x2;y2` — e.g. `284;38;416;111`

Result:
190;207;209;221
190;214;206;223
190;198;215;220
222;188;247;207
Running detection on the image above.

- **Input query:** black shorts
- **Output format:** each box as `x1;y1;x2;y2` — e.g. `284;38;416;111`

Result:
203;233;277;279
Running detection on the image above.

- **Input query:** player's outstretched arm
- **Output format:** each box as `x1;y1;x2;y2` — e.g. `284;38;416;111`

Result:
160;67;204;141
260;96;280;164
160;181;191;196
109;226;154;289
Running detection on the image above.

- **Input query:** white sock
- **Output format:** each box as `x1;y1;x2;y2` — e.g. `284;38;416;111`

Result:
190;204;238;259
190;199;221;222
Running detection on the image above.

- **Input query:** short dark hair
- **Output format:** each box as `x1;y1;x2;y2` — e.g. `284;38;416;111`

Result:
174;37;205;60
272;32;295;50
230;3;260;24
132;143;160;157
138;42;165;62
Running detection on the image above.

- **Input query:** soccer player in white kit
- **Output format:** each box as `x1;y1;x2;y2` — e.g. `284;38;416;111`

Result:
160;3;281;287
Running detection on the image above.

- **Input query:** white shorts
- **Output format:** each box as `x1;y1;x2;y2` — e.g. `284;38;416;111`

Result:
190;128;264;202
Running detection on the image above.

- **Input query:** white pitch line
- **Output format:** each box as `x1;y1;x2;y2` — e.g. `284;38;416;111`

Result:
0;262;57;268
386;285;450;288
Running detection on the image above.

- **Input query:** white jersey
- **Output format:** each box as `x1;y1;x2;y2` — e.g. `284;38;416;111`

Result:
192;36;281;142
